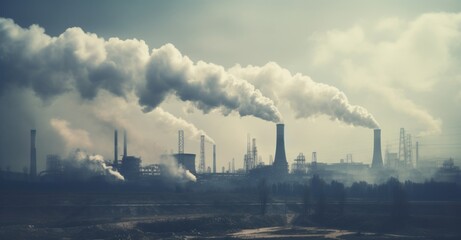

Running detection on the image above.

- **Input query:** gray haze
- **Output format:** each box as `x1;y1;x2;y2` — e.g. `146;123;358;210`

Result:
1;1;461;172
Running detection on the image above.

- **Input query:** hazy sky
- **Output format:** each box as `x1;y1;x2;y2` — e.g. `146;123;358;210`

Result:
1;0;461;172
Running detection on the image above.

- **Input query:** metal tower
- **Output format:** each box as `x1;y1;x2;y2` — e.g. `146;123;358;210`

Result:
244;134;252;171
311;152;317;169
293;153;306;173
252;138;258;167
178;130;184;154
399;128;406;164
406;134;412;167
415;141;419;168
199;135;205;173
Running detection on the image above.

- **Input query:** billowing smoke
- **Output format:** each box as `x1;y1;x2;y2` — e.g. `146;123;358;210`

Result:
61;149;124;181
160;155;197;182
0;17;281;123
153;107;214;144
50;118;92;149
229;62;379;128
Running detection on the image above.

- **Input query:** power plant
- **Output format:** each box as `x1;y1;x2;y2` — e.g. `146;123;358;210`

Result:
4;123;454;187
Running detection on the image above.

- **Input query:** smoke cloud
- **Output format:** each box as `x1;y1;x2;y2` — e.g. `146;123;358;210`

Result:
229;63;380;128
160;155;197;182
50;118;92;149
0;17;281;123
62;149;125;181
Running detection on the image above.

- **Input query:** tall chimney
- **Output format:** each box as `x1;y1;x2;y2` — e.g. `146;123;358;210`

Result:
30;129;37;177
123;129;127;158
213;144;216;174
114;130;118;168
273;123;288;174
371;129;383;168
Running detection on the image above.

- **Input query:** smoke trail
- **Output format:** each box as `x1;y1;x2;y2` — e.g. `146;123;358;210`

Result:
0;18;281;123
229;62;379;128
153;107;214;144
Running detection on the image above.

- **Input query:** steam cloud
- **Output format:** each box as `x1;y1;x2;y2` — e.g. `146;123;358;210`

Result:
62;149;125;181
0;18;281;123
160;155;197;182
229;63;380;128
50;118;92;149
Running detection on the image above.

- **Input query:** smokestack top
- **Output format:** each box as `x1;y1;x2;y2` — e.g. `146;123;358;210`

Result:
276;123;285;136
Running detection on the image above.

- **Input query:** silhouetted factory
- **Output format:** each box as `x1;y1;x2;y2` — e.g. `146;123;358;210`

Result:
2;122;459;186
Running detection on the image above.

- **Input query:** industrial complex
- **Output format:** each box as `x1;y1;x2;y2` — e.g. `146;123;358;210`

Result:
2;122;457;187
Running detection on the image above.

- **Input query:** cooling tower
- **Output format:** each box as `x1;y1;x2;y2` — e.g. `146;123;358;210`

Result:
273;123;288;174
30;129;37;177
371;129;383;168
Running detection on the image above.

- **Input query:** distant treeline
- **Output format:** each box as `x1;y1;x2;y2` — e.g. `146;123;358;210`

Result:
1;174;461;201
268;176;461;201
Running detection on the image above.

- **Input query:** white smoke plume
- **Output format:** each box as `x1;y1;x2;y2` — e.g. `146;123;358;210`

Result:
154;107;214;144
0;18;281;123
50;118;92;149
160;155;197;182
229;62;380;128
63;149;124;181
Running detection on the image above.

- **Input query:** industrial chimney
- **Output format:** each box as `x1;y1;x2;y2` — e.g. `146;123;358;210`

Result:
273;123;288;174
30;129;37;177
371;129;383;168
213;144;216;174
123;130;127;158
114;130;118;169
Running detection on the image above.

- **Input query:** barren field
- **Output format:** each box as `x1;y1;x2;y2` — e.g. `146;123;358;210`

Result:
1;192;461;239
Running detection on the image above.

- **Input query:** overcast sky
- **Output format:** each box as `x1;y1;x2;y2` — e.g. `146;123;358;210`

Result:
1;0;461;172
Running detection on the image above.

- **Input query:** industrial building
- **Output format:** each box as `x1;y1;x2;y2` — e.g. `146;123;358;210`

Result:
5;123;456;186
172;153;196;174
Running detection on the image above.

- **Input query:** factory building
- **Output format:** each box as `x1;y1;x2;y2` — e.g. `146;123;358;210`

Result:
117;130;141;180
173;153;196;174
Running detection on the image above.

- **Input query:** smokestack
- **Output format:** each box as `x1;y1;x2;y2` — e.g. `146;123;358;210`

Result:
199;135;205;173
371;129;383;168
114;130;118;168
123;130;127;158
415;141;419;168
30;129;37;178
213;144;216;173
273;123;288;174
